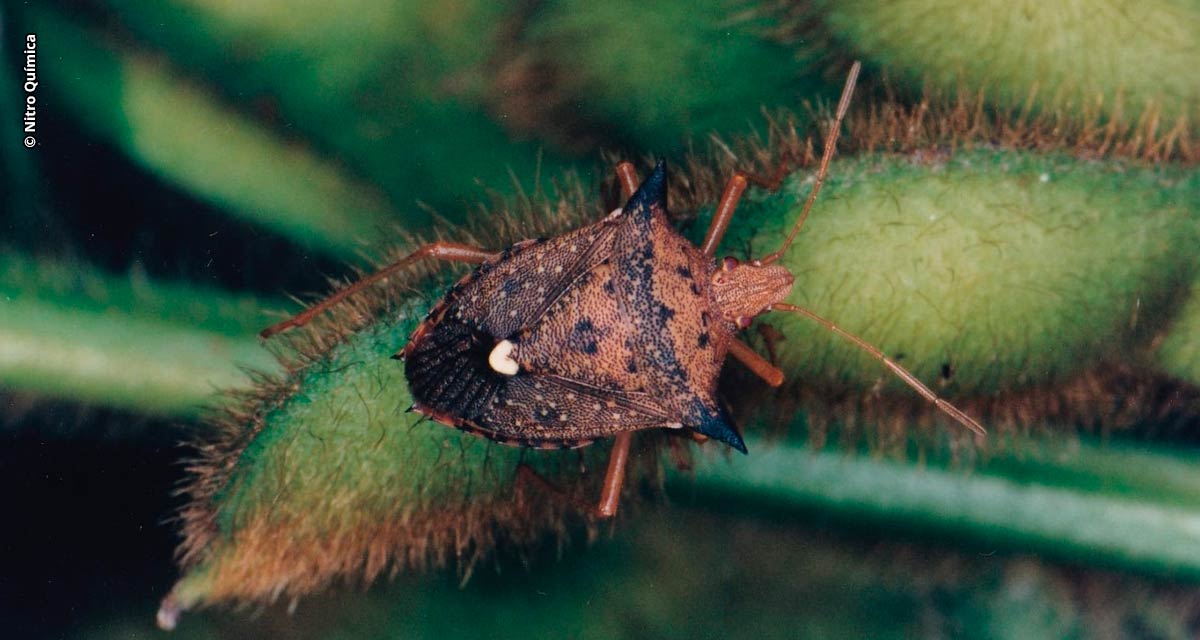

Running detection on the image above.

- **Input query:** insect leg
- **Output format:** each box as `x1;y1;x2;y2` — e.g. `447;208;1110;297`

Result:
615;162;640;200
699;162;794;256
260;242;499;338
727;339;785;387
514;432;634;520
754;61;860;266
665;433;694;471
514;464;596;514
756;322;788;365
594;431;633;518
770;302;986;437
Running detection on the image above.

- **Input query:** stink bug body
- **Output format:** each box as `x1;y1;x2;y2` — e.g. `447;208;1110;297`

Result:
261;62;984;518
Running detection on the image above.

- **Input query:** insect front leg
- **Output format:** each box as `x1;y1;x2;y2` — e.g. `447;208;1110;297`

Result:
260;242;499;338
727;339;785;387
615;162;640;200
699;161;794;257
756;323;788;365
707;62;861;261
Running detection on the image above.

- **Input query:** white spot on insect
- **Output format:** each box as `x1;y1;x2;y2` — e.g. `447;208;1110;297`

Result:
612;412;621;420
554;265;563;273
535;394;544;401
567;393;576;401
538;265;545;274
488;340;520;376
665;422;684;429
606;208;622;219
560;414;568;422
592;403;601;411
509;309;518;318
570;245;578;252
537;286;546;294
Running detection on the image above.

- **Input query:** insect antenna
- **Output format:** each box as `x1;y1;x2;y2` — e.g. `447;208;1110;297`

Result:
754;61;861;267
769;302;986;438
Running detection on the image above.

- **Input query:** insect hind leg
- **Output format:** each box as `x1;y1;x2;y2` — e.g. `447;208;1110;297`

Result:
513;463;613;520
513;431;634;520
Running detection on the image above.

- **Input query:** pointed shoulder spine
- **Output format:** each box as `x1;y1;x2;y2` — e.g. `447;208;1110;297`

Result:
622;159;669;221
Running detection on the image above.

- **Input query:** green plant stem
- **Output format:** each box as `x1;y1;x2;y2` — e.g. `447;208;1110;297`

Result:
0;254;280;417
674;434;1200;579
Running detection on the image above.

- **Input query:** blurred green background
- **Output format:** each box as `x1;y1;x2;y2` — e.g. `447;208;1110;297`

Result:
2;1;1199;638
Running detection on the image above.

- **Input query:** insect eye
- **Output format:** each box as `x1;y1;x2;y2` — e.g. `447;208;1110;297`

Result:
735;316;752;330
721;257;739;271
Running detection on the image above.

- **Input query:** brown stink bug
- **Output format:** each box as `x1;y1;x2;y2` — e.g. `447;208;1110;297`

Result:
261;62;985;518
